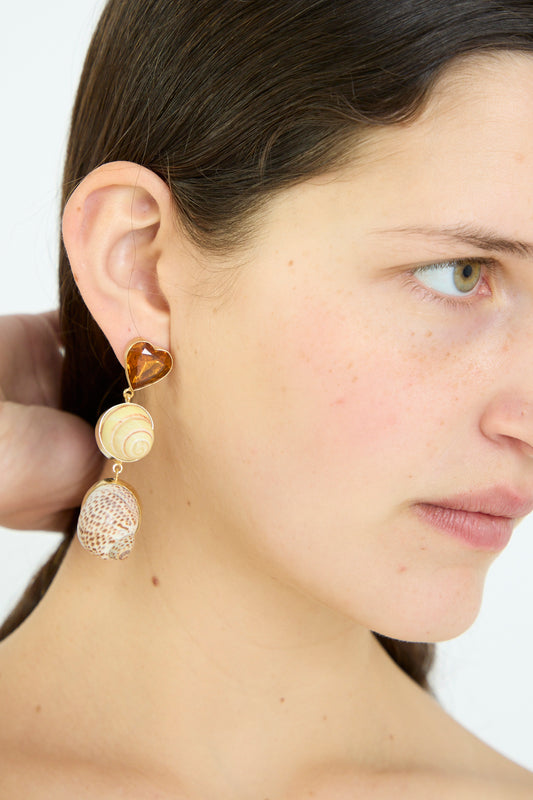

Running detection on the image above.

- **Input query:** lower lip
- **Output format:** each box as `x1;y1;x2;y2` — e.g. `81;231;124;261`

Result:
413;504;514;552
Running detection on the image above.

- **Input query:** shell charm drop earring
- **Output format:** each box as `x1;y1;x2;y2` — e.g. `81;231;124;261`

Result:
76;340;173;560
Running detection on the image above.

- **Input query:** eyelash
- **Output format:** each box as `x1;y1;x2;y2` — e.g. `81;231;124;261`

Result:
403;257;499;309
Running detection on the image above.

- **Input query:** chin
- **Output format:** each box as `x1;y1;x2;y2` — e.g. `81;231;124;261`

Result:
366;568;487;644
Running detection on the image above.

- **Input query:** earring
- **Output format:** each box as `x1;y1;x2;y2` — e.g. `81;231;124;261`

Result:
76;340;173;560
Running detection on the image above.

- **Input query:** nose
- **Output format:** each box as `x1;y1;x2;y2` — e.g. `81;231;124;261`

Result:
479;395;533;458
478;306;533;458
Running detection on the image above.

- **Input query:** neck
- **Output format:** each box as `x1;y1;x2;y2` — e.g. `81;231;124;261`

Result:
8;449;430;797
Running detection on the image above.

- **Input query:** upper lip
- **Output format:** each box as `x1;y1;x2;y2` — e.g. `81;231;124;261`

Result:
419;487;533;519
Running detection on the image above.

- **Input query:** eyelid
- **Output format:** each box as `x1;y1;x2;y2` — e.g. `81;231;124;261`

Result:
414;256;499;275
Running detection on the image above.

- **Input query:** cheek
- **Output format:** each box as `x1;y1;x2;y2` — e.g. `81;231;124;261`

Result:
264;301;437;482
182;294;490;641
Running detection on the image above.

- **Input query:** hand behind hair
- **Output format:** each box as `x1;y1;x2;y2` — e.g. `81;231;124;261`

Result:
0;312;103;532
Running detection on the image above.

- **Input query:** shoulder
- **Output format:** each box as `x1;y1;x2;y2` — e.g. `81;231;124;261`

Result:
289;766;533;800
0;668;180;800
1;736;532;800
0;746;187;800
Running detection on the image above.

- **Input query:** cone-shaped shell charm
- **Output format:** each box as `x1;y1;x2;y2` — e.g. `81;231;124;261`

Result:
96;403;154;463
126;340;173;391
77;479;140;560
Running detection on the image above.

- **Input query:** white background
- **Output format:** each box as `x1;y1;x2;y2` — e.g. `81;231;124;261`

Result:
1;0;532;772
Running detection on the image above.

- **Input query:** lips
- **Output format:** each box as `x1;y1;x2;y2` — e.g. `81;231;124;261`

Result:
421;488;533;520
413;487;533;552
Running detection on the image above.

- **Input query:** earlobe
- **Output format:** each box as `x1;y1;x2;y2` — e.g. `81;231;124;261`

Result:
62;162;173;364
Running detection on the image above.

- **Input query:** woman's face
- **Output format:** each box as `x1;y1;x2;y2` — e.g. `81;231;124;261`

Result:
161;53;533;642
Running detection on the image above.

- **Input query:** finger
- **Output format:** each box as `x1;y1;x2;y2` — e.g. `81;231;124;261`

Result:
1;506;76;534
40;310;63;346
0;314;63;407
0;402;104;532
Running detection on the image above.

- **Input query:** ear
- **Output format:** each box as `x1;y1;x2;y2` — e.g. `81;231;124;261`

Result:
62;161;175;365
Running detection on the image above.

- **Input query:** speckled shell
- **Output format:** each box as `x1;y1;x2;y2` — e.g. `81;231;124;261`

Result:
96;403;154;463
77;479;140;560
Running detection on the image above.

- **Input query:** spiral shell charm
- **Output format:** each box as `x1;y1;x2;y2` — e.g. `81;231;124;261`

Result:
77;479;140;560
76;339;172;562
96;403;154;463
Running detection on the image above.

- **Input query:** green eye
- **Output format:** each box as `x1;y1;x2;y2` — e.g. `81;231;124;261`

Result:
453;261;481;293
414;259;483;296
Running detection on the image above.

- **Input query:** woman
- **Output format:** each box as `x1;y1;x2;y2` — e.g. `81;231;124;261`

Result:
1;0;533;796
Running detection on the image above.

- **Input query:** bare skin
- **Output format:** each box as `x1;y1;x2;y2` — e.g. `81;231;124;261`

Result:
0;311;102;531
0;620;532;799
1;54;533;798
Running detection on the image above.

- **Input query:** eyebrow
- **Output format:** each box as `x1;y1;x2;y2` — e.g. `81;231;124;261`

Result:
374;224;533;259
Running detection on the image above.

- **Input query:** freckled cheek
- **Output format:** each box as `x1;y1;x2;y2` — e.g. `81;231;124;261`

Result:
268;339;400;470
273;316;458;471
313;366;410;464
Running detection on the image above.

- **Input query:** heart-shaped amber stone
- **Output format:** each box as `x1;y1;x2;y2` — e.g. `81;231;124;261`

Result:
125;341;173;391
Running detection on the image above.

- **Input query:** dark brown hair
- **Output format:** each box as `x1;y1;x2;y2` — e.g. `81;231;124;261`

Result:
2;0;533;691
